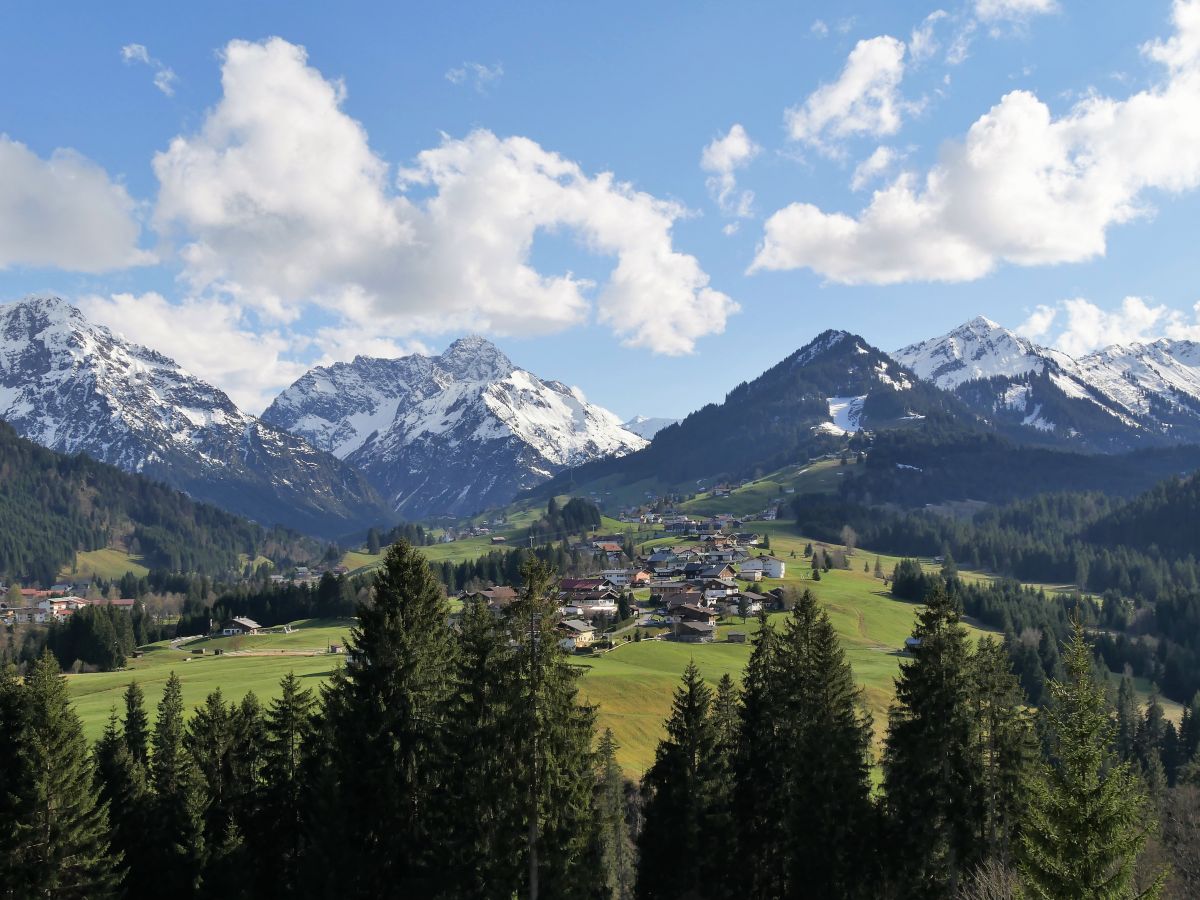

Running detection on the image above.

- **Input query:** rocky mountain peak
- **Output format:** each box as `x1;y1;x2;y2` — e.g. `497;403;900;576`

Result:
437;334;515;381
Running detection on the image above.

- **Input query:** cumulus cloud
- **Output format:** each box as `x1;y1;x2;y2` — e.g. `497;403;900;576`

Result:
700;124;760;226
785;35;909;154
0;136;150;272
121;43;177;96
850;145;898;190
153;38;734;355
445;61;503;93
1017;296;1200;357
752;0;1200;285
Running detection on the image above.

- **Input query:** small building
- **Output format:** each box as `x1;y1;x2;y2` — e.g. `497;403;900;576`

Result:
490;536;508;545
219;617;261;636
557;619;597;651
727;631;747;643
675;621;716;643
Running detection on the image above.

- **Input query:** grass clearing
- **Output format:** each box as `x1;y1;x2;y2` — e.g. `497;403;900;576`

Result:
61;548;149;581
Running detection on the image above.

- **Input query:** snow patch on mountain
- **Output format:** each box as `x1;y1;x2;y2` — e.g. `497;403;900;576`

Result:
820;395;866;435
622;415;677;439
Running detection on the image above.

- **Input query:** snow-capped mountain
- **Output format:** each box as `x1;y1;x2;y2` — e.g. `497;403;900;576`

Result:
622;415;677;439
0;296;392;536
262;337;648;517
894;317;1200;449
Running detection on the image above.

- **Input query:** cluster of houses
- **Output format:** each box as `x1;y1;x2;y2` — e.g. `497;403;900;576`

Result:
459;531;789;652
268;564;350;587
0;586;137;626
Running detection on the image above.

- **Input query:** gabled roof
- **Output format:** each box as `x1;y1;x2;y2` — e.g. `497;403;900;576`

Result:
230;617;261;630
559;619;595;634
678;621;716;634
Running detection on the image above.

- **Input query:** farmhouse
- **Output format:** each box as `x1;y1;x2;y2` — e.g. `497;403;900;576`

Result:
740;555;786;579
557;618;596;651
674;620;716;643
219;617;261;636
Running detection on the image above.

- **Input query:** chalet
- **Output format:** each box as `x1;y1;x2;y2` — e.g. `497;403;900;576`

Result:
674;621;716;643
557;619;597;651
664;591;707;611
490;536;507;545
740;555;786;579
600;569;633;587
670;603;720;625
592;541;623;554
219;617;261;636
462;586;519;612
698;564;736;581
560;577;616;594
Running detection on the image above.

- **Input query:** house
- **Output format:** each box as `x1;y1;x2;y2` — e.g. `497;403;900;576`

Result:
674;621;716;643
560;577;616;594
727;631;748;643
557;619;597;651
738;569;763;582
462;586;519;612
698;564;736;581
592;541;623;555
219;617;261;636
670;603;720;625
490;536;507;545
740;555;786;579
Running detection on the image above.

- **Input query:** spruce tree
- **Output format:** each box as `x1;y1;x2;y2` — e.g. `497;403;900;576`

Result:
0;663;30;891
147;671;206;894
777;590;876;898
93;709;155;900
444;597;526;896
595;728;636;900
317;539;456;896
503;557;599;899
258;672;316;895
1019;620;1167;899
734;613;788;897
637;662;727;900
6;652;119;898
971;638;1036;866
882;581;982;898
122;680;150;766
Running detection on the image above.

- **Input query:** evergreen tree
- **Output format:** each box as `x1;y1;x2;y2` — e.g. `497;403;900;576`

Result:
1019;620;1167;899
776;591;876;898
444;597;526;896
147;672;206;895
257;672;315;895
970;638;1036;866
5;652;118;898
0;663;30;891
93;710;155;900
711;673;740;752
122;680;150;766
637;662;727;900
503;557;599;899
595;729;636;900
734;614;788;897
882;581;982;898
317;539;456;896
1116;675;1140;763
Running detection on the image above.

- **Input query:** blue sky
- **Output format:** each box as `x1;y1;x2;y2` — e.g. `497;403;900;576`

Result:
3;0;1200;419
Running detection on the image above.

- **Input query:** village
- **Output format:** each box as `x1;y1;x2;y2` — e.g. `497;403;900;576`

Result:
458;516;793;653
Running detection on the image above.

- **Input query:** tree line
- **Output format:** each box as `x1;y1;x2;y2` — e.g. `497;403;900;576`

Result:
4;544;1197;898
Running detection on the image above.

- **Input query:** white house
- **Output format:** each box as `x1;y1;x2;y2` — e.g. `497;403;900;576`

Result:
740;555;786;579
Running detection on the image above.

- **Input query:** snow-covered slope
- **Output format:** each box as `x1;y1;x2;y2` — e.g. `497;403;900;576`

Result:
262;337;648;517
895;317;1200;449
622;415;678;439
0;296;392;536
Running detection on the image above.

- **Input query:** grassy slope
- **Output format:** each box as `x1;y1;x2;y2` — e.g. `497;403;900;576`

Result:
67;619;351;741
60;548;150;581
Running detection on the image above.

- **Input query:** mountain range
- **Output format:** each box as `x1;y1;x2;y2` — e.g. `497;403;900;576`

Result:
261;336;648;517
5;295;1200;532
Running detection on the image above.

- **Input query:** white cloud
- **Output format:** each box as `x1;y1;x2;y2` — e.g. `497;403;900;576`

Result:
701;124;760;223
850;145;898;190
78;292;308;412
785;35;909;154
445;61;503;93
974;0;1058;24
909;10;949;63
0;136;150;272
811;19;829;38
1017;296;1200;357
121;42;176;96
153;38;734;355
752;0;1200;285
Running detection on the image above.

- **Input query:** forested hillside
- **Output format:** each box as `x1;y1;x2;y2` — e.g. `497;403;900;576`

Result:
0;420;316;585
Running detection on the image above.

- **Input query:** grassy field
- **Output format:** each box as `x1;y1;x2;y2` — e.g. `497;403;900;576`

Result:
60;548;149;581
680;458;854;517
67;625;347;741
